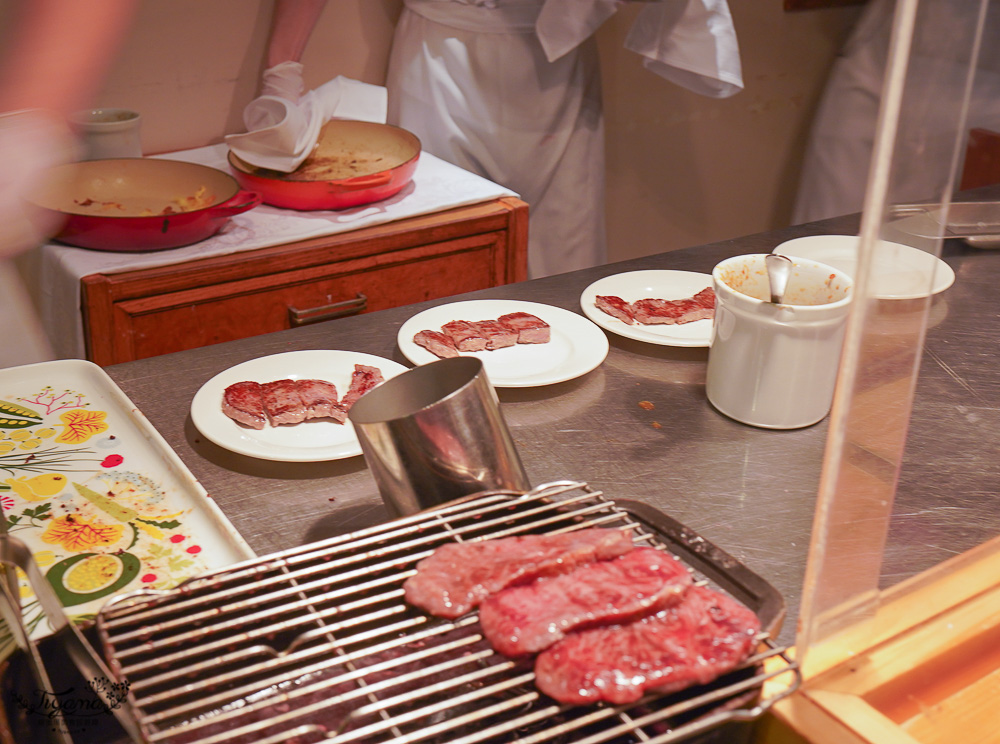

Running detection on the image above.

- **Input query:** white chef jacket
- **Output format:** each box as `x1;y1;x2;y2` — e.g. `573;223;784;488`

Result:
386;0;742;278
793;0;1000;224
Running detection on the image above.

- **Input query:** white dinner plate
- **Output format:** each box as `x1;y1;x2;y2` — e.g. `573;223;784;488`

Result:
579;270;715;347
191;350;408;462
774;235;955;300
397;299;608;387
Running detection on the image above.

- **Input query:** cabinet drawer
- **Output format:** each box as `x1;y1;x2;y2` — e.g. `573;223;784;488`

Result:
82;198;528;365
119;236;503;360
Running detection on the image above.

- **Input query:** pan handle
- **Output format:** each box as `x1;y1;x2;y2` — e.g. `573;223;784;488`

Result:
208;189;262;217
339;172;394;191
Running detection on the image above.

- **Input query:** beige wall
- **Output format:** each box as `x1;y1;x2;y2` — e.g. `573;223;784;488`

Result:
2;0;863;265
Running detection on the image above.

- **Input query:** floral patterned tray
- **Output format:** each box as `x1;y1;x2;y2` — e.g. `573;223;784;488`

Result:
0;359;254;651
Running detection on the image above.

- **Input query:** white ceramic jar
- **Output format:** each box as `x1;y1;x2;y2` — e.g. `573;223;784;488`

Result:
706;253;853;429
68;108;142;160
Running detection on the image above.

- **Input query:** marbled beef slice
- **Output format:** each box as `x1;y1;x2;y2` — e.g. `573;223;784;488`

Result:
340;364;384;410
479;547;693;657
296;379;346;423
403;528;635;619
261;379;308;425
534;584;761;706
497;311;550;344
594;296;635;325
414;329;459;358
221;380;267;429
441;320;488;352
474;319;518;350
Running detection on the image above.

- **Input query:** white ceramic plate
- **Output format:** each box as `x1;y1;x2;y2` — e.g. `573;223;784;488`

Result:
397;300;608;387
191;350;408;462
579;270;715;347
774;235;955;300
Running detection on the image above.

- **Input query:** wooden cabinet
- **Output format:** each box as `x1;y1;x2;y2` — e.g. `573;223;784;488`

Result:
81;197;528;366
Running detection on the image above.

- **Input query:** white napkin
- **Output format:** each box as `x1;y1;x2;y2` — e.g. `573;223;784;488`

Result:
535;0;743;98
225;62;388;173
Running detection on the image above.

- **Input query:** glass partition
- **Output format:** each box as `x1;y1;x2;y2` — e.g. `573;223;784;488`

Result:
796;0;993;673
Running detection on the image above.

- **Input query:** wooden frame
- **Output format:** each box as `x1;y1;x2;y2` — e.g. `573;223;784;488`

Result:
758;534;1000;744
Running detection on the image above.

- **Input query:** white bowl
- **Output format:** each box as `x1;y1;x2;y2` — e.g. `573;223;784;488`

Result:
774;235;955;300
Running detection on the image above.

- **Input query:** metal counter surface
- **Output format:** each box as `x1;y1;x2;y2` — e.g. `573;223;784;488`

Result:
105;215;1000;648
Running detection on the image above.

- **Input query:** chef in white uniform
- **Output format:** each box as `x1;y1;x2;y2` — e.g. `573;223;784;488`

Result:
793;0;1000;224
254;0;743;278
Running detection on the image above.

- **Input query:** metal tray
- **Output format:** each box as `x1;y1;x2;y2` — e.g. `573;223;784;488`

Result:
90;481;799;744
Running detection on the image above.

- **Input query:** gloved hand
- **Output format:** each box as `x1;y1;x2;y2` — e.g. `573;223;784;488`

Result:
225;61;388;173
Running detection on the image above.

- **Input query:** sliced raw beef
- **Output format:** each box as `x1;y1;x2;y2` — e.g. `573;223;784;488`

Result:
497;312;550;344
479;547;693;657
632;287;716;326
404;528;635;619
474;319;518;350
261;379;308;425
414;329;459;359
340;364;384;410
297;379;346;423
594;295;635;325
534;585;761;706
221;381;267;430
441;320;488;352
691;287;716;309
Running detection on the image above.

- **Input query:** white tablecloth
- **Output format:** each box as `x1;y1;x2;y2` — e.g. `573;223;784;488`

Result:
17;144;517;359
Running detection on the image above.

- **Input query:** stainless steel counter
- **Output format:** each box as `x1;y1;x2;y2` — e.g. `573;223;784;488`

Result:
104;212;1000;649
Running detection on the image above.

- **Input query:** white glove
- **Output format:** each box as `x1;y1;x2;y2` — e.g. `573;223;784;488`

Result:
225;62;388;173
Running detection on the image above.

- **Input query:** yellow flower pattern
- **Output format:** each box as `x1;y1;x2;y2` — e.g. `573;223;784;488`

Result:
41;515;124;552
0;384;218;653
55;409;109;444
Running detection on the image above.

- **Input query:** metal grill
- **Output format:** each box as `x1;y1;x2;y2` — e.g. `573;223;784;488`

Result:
96;481;800;744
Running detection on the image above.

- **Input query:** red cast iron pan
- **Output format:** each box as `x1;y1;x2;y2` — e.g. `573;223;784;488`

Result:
227;119;421;211
29;158;262;252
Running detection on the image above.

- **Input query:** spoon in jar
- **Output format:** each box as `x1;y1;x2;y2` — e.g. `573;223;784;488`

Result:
765;253;793;304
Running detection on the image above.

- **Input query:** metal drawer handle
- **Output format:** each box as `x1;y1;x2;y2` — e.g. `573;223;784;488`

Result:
288;293;368;327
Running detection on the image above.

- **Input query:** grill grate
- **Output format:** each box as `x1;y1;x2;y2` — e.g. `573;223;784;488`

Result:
96;481;800;744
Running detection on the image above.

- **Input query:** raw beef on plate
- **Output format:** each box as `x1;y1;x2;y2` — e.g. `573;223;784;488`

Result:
221;380;268;430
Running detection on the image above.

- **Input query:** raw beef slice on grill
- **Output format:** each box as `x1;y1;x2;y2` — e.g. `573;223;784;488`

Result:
534;584;761;706
479;547;693;657
297;379;347;423
261;379;308;425
340;364;384;410
474;319;519;350
594;295;635;325
497;311;550;344
414;329;459;359
442;320;488;352
221;381;267;429
403;528;635;619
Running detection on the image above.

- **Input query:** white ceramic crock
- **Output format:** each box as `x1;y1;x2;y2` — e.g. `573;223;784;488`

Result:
68;108;142;160
706;253;853;429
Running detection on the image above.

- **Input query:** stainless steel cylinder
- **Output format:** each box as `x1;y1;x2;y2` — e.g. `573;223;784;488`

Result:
349;357;530;517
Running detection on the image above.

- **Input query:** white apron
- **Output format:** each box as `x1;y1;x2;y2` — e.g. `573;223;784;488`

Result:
386;0;742;278
793;0;1000;224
